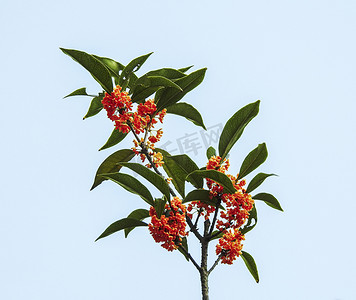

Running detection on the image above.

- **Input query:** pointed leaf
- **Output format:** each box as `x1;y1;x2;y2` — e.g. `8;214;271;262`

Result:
119;162;170;200
246;173;276;193
218;101;260;160
241;251;259;283
100;172;154;205
168;154;203;189
154;197;167;219
166;102;206;130
178;66;193;73
178;237;189;261
91;149;135;190
60;48;113;93
156;68;207;111
206;146;216;159
145;68;186;80
119;52;153;86
186;170;236;194
93;55;125;75
99;129;128;151
238;143;268;179
182;189;224;209
124;209;150;238
64;87;91;98
83;94;104;119
240;204;257;235
131;75;182;103
253;193;283;211
95;218;148;241
156;148;186;197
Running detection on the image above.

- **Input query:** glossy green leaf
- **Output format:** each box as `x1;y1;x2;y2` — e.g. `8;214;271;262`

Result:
182;189;224;209
93;55;125;75
156;68;207;111
186;170;236;194
124;209;150;238
90;149;135;190
246;173;276;193
166;102;206;130
95;218;148;241
119;52;153;86
119;162;170;200
238;143;268;180
210;230;224;240
131;75;182;103
178;66;193;73
100;172;154;206
178;237;189;261
206;146;216;159
154;197;167;219
168;154;203;189
99;129;128;151
253;193;283;211
145;68;186;80
241;251;259;283
218;101;260;160
240;204;257;235
156;148;186;197
63;87;91;98
60;48;113;93
83;94;104;119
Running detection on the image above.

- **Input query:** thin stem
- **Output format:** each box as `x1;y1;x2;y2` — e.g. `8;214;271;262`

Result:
179;245;201;272
208;197;221;237
208;253;222;275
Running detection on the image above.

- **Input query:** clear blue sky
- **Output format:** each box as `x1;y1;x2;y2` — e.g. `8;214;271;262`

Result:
1;0;355;299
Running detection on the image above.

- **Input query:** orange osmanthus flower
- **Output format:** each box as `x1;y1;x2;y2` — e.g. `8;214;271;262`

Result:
148;197;188;251
216;228;245;264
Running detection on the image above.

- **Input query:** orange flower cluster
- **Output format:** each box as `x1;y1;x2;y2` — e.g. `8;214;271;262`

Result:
102;85;167;169
148;197;188;251
216;228;245;264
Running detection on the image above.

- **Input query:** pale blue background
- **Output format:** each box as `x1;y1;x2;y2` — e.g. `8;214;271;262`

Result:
1;0;355;299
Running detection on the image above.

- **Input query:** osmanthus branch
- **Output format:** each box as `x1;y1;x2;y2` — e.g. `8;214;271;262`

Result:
179;245;201;272
127;121;204;242
208;197;221;237
208;253;223;275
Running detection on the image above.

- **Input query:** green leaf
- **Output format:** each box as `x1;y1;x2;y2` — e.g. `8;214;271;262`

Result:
186;170;237;194
131;75;182;103
154;197;167;219
253;193;283;211
60;48;113;93
95;218;148;241
241;251;259;283
83;94;104;119
210;230;224;240
93;55;125;75
156;148;186;197
166;102;206;130
90;149;135;190
100;172;154;206
218;101;260;160
182;189;224;209
240;204;257;235
63;87;91;98
238;143;268;180
246;173;276;193
156;68;207;111
99;129;128;151
206;146;216;159
145;68;186;80
119;162;170;200
119;52;153;86
124;209;150;238
178;237;189;261
178;66;193;73
168;154;203;189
